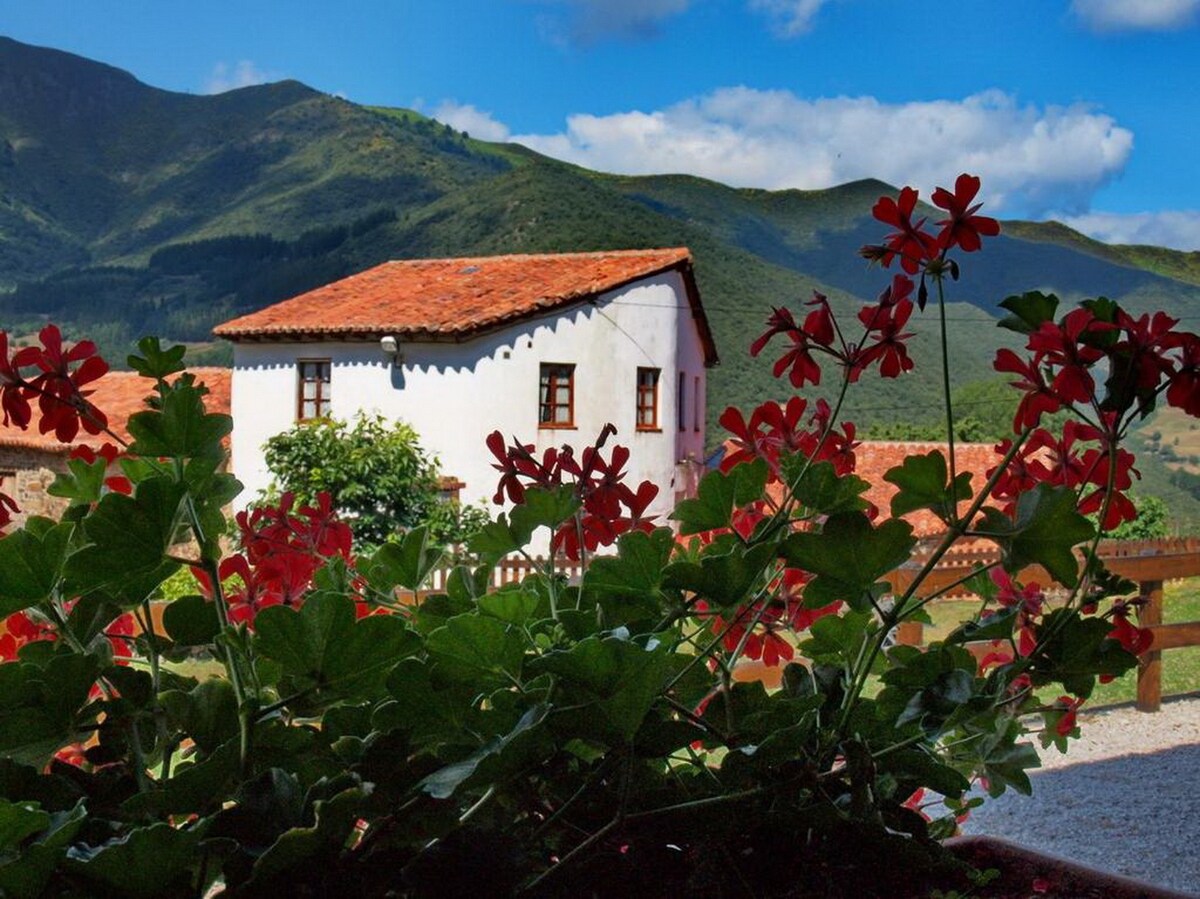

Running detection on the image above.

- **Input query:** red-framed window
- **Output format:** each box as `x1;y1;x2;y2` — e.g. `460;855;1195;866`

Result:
297;359;331;421
636;367;660;430
539;363;575;428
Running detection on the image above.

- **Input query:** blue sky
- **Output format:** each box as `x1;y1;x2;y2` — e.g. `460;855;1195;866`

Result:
5;0;1200;248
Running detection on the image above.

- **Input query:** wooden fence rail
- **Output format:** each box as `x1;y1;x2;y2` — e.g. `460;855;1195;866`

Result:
428;538;1200;712
886;538;1200;712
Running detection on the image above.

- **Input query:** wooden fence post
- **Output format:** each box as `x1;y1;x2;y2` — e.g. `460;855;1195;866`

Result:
1136;580;1164;713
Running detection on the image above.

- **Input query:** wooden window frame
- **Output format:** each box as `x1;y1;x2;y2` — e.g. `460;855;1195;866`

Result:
539;363;576;429
636;367;661;431
677;371;687;432
297;358;332;422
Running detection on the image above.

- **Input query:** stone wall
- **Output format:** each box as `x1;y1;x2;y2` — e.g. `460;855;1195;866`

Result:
0;446;69;525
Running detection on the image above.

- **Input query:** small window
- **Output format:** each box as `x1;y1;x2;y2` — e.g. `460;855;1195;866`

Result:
693;375;701;433
677;371;687;432
297;359;331;421
636;367;660;430
539;363;575;428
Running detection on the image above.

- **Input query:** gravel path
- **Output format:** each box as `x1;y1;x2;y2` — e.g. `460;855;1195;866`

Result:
960;696;1200;894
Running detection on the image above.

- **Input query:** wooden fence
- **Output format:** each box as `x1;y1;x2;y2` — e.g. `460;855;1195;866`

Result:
429;538;1200;712
886;537;1200;712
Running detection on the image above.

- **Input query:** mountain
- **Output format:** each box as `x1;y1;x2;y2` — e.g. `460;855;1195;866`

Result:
2;37;1198;527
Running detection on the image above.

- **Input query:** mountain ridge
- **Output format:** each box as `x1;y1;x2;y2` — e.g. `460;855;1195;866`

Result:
1;37;1198;527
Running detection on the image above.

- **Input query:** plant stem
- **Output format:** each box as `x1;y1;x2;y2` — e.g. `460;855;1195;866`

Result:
935;274;960;526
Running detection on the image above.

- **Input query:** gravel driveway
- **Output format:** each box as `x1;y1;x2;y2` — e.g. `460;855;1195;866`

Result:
960;696;1200;894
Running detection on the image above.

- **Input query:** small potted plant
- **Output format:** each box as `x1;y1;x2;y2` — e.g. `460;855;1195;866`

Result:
0;174;1195;897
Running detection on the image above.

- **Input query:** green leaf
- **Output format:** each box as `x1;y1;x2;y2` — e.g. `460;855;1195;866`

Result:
798;610;875;667
662;539;778;609
670;460;767;536
945;605;1020;646
241;783;368;888
127;337;187;380
0;799;50;850
883;451;973;521
419;704;549;799
178;679;239;754
66;478;186;599
0;654;101;766
478;585;541;626
126;378;231;459
255;593;420;699
0;521;73;615
1029;609;1138;697
509;486;580;541
528;634;675;742
976;485;1094;587
377;658;474;744
997;291;1059;335
781;459;870;516
0;800;87;899
425;614;526;687
47;457;108;506
781;513;915;610
365;526;444;592
64;821;205;897
162;594;221;646
582;528;675;623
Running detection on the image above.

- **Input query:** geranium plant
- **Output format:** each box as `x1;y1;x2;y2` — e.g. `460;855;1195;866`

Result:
0;175;1196;898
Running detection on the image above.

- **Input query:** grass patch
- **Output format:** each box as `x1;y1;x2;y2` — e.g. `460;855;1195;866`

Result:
924;577;1200;708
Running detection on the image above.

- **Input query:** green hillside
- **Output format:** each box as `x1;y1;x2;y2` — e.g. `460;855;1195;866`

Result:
2;36;1199;528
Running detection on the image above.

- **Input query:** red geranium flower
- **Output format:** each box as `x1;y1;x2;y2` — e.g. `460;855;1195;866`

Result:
931;173;1000;253
871;187;939;275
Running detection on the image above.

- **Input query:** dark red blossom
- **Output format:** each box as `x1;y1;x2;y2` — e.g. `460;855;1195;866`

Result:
993;348;1061;432
1165;333;1200;416
1026;309;1108;405
855;298;915;378
0;331;35;429
1107;608;1153;656
25;326;110;443
871;187;939;275
931;173;1000;253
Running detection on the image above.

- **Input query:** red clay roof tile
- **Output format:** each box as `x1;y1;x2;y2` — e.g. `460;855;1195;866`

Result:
0;368;231;454
212;249;718;365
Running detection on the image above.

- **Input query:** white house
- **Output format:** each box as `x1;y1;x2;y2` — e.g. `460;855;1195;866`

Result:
213;248;719;540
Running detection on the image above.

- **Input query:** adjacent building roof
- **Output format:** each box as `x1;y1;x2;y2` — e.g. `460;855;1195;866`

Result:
854;441;1003;538
212;248;719;366
719;439;1004;539
0;368;231;453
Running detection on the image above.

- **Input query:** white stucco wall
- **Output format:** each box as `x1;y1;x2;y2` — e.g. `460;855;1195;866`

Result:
228;271;709;550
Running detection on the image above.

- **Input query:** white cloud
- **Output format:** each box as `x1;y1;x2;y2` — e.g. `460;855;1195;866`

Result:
509;88;1134;216
1059;210;1200;250
203;60;277;94
431;101;512;142
749;0;831;36
1071;0;1199;30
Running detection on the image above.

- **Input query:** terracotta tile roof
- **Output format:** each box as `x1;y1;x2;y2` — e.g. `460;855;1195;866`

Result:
0;368;231;454
719;439;1004;539
854;441;1003;538
212;249;719;365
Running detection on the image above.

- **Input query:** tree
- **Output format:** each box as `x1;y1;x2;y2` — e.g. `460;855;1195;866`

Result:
261;413;485;548
1103;494;1170;540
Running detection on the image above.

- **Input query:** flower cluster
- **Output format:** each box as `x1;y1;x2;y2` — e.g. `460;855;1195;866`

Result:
487;425;658;560
719;396;858;485
197;492;354;625
991;305;1200;529
0;326;111;531
863;173;1000;275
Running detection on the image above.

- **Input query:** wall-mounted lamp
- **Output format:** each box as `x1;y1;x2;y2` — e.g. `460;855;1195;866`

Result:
380;335;403;367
